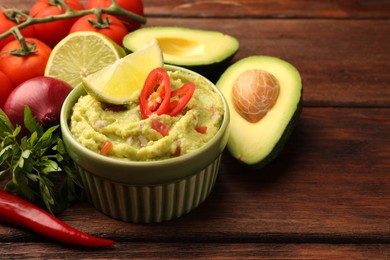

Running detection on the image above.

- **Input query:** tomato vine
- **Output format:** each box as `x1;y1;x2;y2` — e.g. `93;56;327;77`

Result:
0;0;146;41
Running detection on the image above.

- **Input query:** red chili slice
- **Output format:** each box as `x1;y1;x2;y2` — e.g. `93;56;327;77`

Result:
168;82;196;116
140;68;171;119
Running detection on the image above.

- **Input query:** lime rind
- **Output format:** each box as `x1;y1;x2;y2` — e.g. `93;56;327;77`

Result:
45;31;125;88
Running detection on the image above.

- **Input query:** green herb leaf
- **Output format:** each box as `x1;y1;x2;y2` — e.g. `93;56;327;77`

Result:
23;106;43;135
0;105;82;215
41;159;61;174
0;109;14;139
29;131;38;146
0;167;11;182
35;125;59;153
0;144;14;165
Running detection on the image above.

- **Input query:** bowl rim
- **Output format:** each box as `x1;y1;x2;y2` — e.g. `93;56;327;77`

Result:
60;64;230;170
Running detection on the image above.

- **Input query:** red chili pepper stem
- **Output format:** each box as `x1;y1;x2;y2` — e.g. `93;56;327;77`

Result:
0;190;114;247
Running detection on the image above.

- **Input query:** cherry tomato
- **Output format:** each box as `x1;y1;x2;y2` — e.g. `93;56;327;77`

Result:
0;38;52;87
140;68;171;119
87;0;144;32
0;71;13;109
29;0;85;47
70;14;128;46
0;10;35;50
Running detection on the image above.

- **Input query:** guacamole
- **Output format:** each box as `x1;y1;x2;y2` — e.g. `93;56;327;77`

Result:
70;70;224;161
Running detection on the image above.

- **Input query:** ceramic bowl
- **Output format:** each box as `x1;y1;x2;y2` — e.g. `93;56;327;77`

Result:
60;65;230;223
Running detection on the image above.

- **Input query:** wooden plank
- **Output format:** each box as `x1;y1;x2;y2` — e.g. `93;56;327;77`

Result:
0;242;389;259
0;1;389;258
2;0;390;18
0;107;388;243
144;0;390;19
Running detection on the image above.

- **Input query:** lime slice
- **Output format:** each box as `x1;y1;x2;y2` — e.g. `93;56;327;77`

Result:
82;39;163;105
45;31;126;88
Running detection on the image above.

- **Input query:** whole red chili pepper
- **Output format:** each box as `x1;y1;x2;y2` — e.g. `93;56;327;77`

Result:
0;190;114;247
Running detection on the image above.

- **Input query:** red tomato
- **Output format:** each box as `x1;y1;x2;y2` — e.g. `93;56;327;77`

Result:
70;14;128;46
0;38;52;87
87;0;144;32
0;71;13;109
29;0;85;47
0;10;35;50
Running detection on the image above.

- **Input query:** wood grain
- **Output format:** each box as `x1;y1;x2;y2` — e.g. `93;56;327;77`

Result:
1;3;389;107
0;0;389;258
0;108;388;243
1;242;390;259
3;0;390;18
144;0;390;19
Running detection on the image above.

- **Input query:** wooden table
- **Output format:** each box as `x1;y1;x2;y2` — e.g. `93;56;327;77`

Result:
1;0;389;258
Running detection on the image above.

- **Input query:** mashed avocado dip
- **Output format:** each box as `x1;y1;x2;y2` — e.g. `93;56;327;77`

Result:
70;69;224;161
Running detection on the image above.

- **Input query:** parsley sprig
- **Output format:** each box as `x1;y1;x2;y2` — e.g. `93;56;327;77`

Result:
0;107;82;214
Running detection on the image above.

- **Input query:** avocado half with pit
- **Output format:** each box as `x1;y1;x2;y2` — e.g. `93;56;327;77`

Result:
216;56;302;167
123;26;239;80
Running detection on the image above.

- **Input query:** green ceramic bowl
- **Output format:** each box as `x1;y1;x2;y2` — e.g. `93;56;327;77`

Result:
60;65;230;223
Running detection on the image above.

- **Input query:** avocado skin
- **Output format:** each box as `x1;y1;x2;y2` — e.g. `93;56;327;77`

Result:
249;97;302;169
177;52;238;83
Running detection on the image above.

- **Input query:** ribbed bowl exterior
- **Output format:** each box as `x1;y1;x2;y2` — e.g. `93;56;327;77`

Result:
77;155;222;223
61;65;230;223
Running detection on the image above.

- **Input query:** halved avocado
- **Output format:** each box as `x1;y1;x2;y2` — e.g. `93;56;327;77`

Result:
123;26;239;81
216;56;302;167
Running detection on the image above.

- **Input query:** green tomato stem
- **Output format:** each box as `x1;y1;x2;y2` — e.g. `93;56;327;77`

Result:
88;8;111;29
0;1;146;41
2;28;37;56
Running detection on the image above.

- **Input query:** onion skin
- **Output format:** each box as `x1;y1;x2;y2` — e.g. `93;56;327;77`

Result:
3;76;73;129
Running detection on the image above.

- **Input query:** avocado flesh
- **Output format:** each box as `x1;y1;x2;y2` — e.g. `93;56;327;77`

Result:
123;26;239;80
216;56;302;166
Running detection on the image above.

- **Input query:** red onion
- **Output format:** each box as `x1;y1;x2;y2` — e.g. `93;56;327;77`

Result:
3;76;73;128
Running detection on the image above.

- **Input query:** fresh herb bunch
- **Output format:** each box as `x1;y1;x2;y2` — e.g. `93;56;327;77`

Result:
0;106;82;214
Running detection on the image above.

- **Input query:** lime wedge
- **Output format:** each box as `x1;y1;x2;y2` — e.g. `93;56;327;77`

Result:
81;39;163;105
45;31;126;88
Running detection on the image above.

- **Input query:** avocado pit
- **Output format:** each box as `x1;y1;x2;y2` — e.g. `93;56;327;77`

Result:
231;69;280;123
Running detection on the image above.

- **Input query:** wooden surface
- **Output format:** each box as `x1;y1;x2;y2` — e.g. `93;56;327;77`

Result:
1;0;389;259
